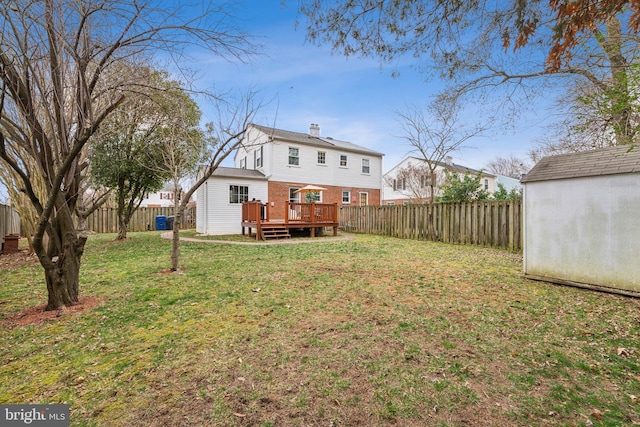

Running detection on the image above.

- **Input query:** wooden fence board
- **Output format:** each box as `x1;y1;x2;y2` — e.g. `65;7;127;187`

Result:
84;207;196;234
339;201;522;251
0;204;21;237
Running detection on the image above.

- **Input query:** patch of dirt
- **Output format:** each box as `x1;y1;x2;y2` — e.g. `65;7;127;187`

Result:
3;295;104;327
0;248;39;269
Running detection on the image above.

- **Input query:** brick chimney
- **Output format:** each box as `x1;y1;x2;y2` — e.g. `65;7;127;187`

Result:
309;123;320;137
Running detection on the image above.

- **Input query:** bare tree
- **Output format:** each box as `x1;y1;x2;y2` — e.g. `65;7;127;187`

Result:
155;89;263;271
384;161;445;204
485;155;531;179
300;1;640;147
396;99;489;239
0;0;256;310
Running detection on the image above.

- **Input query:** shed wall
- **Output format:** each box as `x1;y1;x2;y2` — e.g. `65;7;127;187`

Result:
197;177;268;235
523;173;640;293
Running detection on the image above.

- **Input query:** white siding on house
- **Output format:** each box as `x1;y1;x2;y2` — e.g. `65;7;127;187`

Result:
196;177;268;235
382;157;498;203
268;142;382;189
235;127;272;175
523;174;640;293
140;190;174;207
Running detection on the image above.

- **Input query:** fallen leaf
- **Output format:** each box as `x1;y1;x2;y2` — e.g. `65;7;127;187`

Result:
590;408;603;420
629;394;638;403
233;413;246;417
617;347;630;357
252;288;261;293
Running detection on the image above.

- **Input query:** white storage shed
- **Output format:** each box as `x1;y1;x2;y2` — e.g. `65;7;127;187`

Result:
521;145;640;296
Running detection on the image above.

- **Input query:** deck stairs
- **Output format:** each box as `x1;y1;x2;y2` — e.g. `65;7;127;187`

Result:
261;225;291;240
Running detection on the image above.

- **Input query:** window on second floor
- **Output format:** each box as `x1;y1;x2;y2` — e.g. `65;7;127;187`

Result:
339;154;348;167
484;179;489;190
317;151;326;165
362;158;370;174
239;158;246;169
255;146;263;168
229;185;249;204
288;147;299;166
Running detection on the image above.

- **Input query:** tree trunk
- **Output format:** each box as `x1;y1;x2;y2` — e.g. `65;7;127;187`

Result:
116;181;128;240
601;17;633;145
170;205;183;271
427;182;437;241
33;204;87;311
44;237;84;310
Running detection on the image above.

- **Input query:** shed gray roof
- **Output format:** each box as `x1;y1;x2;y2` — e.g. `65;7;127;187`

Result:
211;167;266;180
250;123;384;157
521;145;640;183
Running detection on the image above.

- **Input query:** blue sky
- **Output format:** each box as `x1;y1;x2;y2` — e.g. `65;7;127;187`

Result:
187;0;550;172
0;0;551;203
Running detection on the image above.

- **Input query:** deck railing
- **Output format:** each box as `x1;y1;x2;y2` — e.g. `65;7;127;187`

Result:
286;202;337;224
242;201;337;224
242;201;269;223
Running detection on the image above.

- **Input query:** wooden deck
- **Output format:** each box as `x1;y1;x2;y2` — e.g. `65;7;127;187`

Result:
242;201;339;240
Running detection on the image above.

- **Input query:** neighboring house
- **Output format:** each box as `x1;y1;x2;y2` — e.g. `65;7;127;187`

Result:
196;123;384;235
496;175;522;192
521;145;640;296
139;183;176;208
139;182;194;208
382;156;498;205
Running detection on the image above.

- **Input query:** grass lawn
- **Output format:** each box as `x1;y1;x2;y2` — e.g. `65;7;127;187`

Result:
0;232;638;426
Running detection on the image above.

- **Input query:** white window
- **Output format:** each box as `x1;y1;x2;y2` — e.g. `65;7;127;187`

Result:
484;179;489;190
339;154;348;167
306;191;322;202
288;147;299;166
229;185;249;204
362;158;370;174
317;151;326;165
342;191;351;204
240;158;246;169
393;179;397;191
289;187;300;203
255;146;263;168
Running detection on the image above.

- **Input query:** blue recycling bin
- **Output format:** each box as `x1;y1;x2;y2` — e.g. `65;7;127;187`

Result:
155;215;167;231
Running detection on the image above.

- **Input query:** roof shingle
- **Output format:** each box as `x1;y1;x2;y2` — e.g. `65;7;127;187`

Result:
250;123;383;157
521;145;640;183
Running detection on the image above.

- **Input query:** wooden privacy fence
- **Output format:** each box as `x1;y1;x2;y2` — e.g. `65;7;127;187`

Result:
339;201;522;251
84;207;196;234
0;204;21;237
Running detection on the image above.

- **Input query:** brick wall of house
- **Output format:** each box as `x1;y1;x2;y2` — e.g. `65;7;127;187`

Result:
266;181;380;219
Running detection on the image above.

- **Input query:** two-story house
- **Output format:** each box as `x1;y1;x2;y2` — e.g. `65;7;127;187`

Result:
196;123;384;235
382;156;500;205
